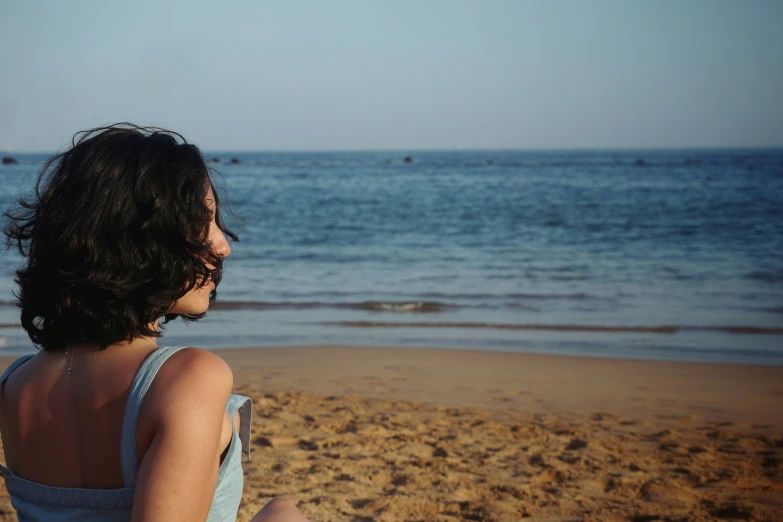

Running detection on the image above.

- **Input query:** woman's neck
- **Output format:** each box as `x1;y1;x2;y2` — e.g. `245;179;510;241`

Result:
71;321;161;352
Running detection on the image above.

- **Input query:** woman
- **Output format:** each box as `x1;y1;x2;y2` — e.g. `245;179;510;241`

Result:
0;125;309;521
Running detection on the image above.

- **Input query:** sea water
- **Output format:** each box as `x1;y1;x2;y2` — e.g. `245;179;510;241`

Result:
1;150;781;364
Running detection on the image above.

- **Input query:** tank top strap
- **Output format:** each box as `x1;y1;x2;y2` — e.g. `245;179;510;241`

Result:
0;354;35;389
120;346;186;487
0;354;36;476
226;394;252;459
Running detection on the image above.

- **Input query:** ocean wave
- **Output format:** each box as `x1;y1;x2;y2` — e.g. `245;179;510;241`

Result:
745;271;783;284
207;295;597;312
503;292;598;300
316;321;783;335
210;300;455;313
630;342;783;361
419;292;600;300
266;290;605;301
354;301;449;313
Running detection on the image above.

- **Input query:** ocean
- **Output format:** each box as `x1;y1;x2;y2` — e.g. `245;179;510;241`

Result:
1;150;781;364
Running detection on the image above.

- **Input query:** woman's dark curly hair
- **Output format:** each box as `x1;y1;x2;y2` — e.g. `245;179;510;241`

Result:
3;123;237;351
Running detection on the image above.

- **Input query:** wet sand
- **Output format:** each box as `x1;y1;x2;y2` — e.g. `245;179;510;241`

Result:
2;346;782;521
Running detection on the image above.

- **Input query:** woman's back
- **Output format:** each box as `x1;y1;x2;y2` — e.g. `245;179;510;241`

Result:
1;344;161;489
0;346;251;521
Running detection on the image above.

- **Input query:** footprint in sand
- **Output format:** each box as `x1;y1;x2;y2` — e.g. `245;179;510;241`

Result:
709;503;755;520
489;396;515;403
638;479;700;508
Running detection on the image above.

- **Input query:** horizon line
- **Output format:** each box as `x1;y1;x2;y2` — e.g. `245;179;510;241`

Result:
4;145;783;155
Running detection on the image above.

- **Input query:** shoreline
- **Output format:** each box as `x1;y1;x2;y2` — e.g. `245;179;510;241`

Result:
213;345;783;432
2;311;783;366
2;344;782;431
3;337;783;367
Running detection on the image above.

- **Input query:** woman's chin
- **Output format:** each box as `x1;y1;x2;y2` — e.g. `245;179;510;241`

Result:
170;290;213;315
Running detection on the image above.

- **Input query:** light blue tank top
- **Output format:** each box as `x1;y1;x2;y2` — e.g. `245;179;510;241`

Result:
0;347;252;522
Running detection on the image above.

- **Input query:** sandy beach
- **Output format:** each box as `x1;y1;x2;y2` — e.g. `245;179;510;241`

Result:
1;346;782;521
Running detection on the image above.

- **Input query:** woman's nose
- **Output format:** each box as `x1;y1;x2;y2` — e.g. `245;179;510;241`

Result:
211;225;231;258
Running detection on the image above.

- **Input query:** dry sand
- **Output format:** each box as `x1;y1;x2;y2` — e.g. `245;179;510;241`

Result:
2;346;782;521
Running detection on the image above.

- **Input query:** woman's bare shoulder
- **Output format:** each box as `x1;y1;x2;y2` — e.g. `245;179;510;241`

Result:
143;347;233;422
161;347;232;385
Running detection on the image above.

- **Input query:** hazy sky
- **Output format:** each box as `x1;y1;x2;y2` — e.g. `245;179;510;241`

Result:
1;0;782;151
